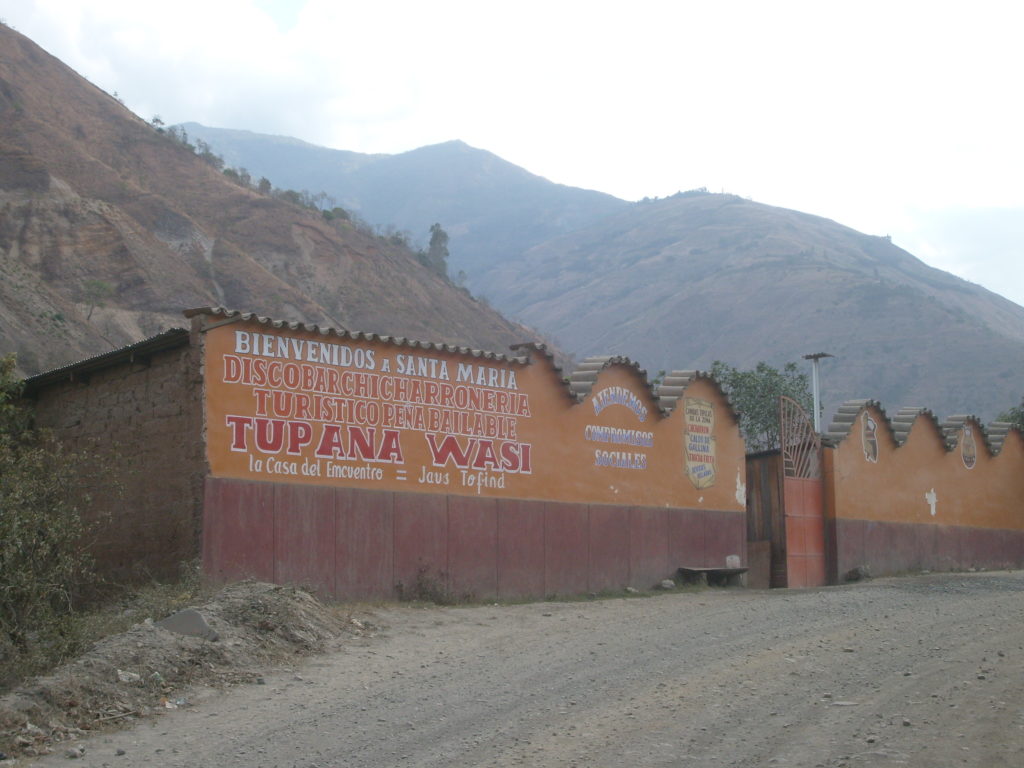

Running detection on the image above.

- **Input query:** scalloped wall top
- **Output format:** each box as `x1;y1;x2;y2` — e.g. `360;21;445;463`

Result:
824;398;1021;456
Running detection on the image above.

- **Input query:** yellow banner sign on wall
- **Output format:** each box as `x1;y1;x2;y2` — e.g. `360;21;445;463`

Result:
683;397;716;489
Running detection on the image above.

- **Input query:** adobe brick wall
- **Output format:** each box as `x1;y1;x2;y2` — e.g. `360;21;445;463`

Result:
29;341;206;580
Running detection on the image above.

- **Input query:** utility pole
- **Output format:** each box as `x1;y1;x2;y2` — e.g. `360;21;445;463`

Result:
802;352;834;433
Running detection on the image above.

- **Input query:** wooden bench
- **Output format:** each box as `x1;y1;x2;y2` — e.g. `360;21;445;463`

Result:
677;566;749;587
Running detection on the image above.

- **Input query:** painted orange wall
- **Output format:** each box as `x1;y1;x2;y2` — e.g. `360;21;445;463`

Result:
202;320;746;511
829;405;1024;531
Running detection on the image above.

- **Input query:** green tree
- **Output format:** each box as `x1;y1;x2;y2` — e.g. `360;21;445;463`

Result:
194;139;225;171
82;278;114;322
997;399;1024;430
425;223;450;278
710;360;813;452
257;176;272;195
0;356;97;680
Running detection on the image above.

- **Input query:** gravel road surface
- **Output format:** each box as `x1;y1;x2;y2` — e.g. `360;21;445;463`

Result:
33;571;1024;768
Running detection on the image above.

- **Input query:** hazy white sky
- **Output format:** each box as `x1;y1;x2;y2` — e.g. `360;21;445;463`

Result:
2;0;1022;304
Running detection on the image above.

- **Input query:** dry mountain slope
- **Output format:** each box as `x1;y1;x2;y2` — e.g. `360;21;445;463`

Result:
181;123;1024;419
478;192;1024;418
180;122;630;287
0;23;535;375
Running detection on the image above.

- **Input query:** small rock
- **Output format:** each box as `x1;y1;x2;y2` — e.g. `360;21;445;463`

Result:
115;748;126;756
866;735;878;744
842;647;856;653
845;565;871;582
65;746;84;759
156;609;219;641
624;587;639;594
902;719;911;727
116;669;141;684
660;580;676;590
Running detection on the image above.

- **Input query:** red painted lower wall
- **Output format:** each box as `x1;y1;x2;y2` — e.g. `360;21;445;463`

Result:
202;478;747;600
834;518;1024;578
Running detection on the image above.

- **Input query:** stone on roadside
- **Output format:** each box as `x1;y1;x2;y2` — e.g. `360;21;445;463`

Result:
115;669;141;684
660;580;676;590
844;565;871;582
156;608;219;641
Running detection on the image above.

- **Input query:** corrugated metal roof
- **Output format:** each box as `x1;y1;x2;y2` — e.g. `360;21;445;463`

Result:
656;369;738;418
822;399;1019;456
984;421;1016;456
185;306;533;365
941;414;990;455
564;359;740;421
822;399;886;447
23;328;190;394
890;406;943;446
567;355;663;412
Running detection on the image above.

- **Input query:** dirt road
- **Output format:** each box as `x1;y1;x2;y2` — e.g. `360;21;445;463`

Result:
32;572;1024;768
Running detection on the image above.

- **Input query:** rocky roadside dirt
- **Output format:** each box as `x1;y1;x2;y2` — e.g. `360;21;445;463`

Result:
0;581;373;762
8;572;1024;767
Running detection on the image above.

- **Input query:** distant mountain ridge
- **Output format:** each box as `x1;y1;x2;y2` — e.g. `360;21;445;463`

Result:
0;24;536;376
180;123;629;284
478;192;1024;417
3;22;1022;420
182;125;1024;419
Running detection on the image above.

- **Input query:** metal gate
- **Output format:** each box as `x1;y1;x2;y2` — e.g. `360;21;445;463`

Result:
779;396;826;587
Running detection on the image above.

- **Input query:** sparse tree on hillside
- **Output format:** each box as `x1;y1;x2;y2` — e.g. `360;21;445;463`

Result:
322;207;350;222
257;177;272;195
311;191;336;211
194;139;225;171
425;223;450;278
82;279;114;322
275;189;302;205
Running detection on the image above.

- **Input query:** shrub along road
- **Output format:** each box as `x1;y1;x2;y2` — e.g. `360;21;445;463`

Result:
31;572;1024;767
